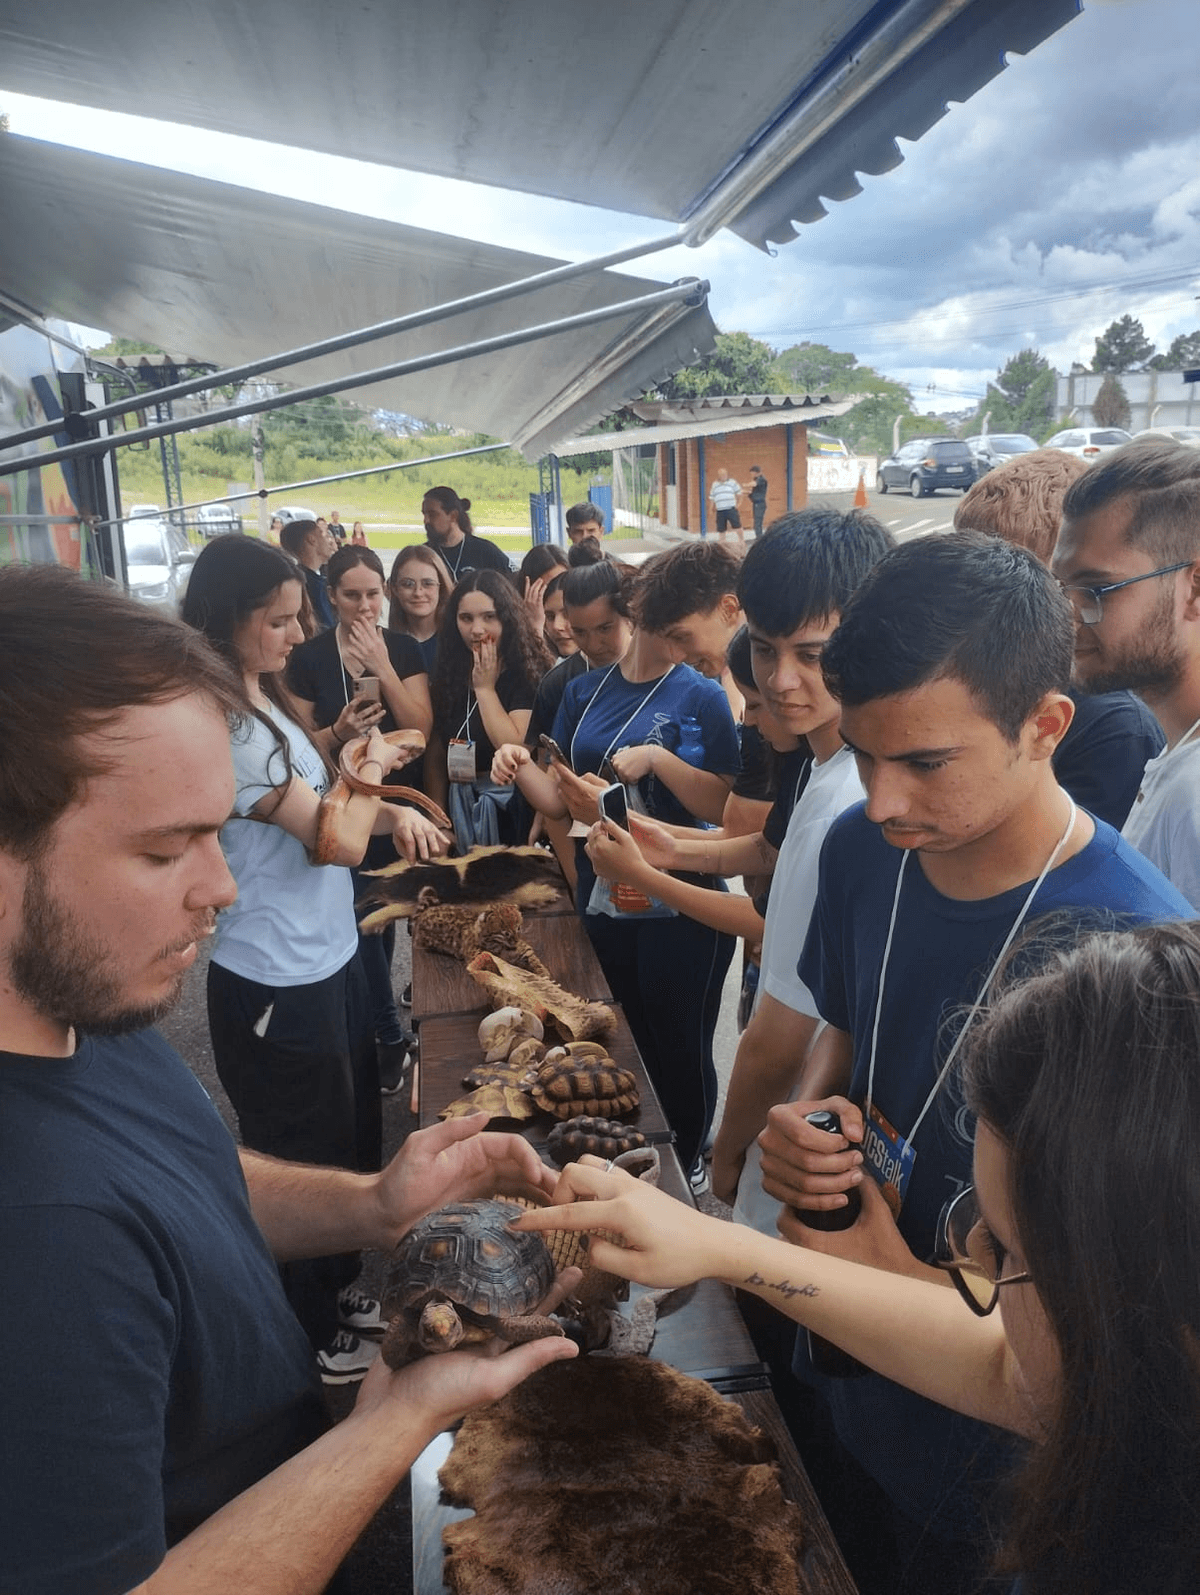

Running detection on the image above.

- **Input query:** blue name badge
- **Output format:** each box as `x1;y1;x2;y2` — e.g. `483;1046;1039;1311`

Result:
861;1103;917;1219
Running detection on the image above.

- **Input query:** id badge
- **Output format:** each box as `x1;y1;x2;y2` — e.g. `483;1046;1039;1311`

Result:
447;738;477;783
860;1102;917;1218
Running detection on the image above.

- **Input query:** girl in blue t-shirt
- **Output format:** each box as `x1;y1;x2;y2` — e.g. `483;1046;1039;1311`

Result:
493;565;740;1179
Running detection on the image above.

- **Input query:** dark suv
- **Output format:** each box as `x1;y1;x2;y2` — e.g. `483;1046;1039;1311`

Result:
877;438;976;497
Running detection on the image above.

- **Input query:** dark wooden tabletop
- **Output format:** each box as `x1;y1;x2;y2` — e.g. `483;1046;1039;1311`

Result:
410;898;857;1595
410;912;613;1022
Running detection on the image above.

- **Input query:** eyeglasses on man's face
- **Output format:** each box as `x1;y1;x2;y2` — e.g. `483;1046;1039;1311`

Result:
1057;560;1192;626
934;1185;1031;1317
396;577;440;592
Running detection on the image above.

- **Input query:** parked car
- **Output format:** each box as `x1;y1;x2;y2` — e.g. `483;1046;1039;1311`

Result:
1043;426;1132;460
1132;426;1200;448
196;502;243;536
123;511;196;616
876;437;976;497
964;433;1039;474
273;505;318;524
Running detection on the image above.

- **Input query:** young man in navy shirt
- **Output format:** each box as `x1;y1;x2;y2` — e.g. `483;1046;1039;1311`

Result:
758;532;1192;1595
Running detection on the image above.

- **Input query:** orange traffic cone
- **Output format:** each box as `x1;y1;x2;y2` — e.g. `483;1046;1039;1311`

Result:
854;468;869;509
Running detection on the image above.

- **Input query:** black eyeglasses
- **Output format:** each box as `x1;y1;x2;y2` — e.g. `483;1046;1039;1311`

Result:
934;1186;1031;1317
1057;560;1192;626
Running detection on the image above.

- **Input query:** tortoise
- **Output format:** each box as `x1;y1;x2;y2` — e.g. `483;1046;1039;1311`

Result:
530;1056;639;1120
546;1115;648;1168
380;1199;565;1368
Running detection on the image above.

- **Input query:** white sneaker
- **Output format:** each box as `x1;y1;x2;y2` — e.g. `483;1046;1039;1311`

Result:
317;1329;379;1385
336;1286;385;1336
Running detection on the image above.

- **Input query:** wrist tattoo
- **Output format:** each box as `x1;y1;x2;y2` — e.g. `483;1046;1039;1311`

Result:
744;1270;820;1302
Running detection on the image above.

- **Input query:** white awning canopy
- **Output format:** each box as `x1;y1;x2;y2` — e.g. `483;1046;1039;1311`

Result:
0;0;1079;248
554;397;862;456
0;136;716;459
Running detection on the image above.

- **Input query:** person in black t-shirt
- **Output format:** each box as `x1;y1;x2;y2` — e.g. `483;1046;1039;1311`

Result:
422;484;515;583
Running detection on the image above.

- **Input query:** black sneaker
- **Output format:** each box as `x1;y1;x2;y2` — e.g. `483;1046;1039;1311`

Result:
316;1329;379;1385
378;1040;410;1096
337;1285;385;1336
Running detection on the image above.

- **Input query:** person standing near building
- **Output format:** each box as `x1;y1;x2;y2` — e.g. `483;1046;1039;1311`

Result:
708;467;744;540
748;465;769;537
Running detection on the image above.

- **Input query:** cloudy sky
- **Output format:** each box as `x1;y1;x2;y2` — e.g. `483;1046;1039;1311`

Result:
4;0;1198;415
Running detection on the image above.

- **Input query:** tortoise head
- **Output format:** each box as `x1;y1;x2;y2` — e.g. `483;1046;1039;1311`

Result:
418;1297;466;1352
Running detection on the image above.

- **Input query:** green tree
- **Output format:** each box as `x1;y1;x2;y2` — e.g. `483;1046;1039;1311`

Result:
1092;315;1156;373
1092;374;1132;429
657;330;775;400
974;349;1056;437
1149;330;1200;371
834;390;922;457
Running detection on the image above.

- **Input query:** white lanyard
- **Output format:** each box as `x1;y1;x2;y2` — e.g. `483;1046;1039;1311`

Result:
442;540;465;582
865;796;1077;1145
334;628;357;709
1165;713;1200;758
568;663;678;771
456;691;477;742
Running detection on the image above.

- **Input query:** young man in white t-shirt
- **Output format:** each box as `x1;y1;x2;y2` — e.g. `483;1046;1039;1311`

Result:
1053;437;1200;908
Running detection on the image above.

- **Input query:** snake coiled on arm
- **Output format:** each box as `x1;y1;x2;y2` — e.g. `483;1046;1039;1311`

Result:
313;728;452;864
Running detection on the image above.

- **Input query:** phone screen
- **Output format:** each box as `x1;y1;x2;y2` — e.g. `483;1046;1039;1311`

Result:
598;782;630;831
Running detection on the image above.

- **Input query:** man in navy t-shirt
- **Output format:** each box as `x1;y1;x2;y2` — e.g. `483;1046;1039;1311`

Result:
757;532;1192;1595
0;567;574;1595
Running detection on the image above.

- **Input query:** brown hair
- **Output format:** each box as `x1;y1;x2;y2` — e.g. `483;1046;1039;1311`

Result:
634;540;742;633
423;485;474;536
955;449;1089;564
386;543;453;633
0;563;244;859
1060;436;1200;564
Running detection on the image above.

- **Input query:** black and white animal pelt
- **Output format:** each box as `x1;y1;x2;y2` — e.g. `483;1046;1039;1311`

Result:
356;846;563;931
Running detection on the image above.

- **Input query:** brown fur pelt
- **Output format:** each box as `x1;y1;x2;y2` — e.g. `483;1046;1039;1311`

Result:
411;897;551;978
355;846;563;933
466;951;616;1044
439;1357;805;1594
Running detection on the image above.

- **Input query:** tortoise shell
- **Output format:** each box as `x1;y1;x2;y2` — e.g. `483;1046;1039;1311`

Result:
531;1057;639;1120
546;1115;649;1167
382;1199;556;1344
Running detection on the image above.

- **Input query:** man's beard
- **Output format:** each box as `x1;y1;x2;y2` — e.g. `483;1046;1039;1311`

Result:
1079;593;1186;699
7;857;196;1037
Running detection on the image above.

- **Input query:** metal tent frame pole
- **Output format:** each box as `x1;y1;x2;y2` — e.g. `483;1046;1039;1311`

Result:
0;279;708;480
0;230;688;453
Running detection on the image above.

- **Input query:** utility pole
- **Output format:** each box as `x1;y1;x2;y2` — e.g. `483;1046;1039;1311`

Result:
251;417;268;537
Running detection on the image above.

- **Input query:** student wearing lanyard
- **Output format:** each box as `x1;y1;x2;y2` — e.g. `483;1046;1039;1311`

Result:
491;565;742;1183
756;533;1192;1595
427;569;551;849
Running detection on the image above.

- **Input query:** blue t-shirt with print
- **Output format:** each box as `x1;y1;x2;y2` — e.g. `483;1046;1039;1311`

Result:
552;662;740;907
794;804;1193;1537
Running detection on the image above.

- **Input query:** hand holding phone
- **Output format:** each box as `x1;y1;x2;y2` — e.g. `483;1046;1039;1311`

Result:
538;733;572;772
597;782;630;831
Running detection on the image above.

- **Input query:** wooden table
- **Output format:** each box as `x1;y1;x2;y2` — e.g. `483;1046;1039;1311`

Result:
411;898;856;1594
410;914;613;1023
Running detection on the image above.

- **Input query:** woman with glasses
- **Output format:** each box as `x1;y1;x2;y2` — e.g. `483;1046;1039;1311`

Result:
519;920;1200;1595
386;544;453;673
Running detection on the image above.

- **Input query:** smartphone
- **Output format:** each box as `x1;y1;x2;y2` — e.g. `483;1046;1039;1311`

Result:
355;676;381;703
538;733;572;771
597;782;630;831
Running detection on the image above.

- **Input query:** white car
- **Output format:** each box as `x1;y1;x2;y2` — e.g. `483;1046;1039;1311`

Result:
196;503;243;536
123;511;196;616
1132;426;1200;448
965;433;1039;474
1044;426;1132;460
273;505;318;524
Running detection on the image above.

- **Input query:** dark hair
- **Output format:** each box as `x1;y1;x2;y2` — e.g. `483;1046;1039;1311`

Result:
430;569;551;737
963;922;1200;1594
277;518;318;558
822;531;1073;741
325;543;385;591
563;558;635;617
1060;439;1200;566
726;625;756;693
567;536;604;567
182;534;312;775
543;569;569;604
386;543;453;633
518;544;569;586
0;563;243;858
634;541;742;633
423;485;474;536
737;506;894;638
566;501;605;529
955;449;1089;564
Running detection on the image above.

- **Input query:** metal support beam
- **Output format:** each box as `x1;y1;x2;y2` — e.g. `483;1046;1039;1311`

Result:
0;230;689;452
0;280;708;480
